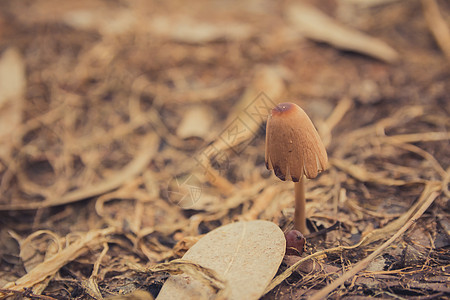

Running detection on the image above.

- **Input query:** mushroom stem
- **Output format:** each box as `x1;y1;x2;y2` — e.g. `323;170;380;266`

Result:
294;177;307;234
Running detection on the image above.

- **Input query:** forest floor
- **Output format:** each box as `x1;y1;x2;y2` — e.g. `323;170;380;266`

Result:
0;0;449;299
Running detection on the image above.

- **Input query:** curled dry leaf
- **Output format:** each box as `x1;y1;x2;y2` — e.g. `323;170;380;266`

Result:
157;220;286;300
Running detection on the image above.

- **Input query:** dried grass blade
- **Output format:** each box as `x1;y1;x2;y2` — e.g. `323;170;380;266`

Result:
382;132;450;144
330;158;416;186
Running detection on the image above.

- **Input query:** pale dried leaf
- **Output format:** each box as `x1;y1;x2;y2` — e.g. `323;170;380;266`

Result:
0;48;25;105
287;3;399;63
157;220;286;300
176;105;215;139
63;8;136;35
0;48;25;157
149;15;253;43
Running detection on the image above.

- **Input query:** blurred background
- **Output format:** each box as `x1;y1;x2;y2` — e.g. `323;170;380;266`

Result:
0;0;449;299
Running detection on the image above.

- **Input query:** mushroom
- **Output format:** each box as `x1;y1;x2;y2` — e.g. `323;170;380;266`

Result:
285;229;305;256
265;102;328;233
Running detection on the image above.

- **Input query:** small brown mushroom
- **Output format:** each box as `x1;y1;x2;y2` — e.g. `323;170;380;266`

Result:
265;102;328;233
285;229;305;256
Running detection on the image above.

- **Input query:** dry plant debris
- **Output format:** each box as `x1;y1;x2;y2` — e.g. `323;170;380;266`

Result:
0;0;449;299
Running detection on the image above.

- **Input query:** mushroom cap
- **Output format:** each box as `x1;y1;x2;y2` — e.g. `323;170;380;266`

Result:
265;102;328;182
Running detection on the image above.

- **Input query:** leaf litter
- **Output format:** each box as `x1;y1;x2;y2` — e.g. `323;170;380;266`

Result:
0;0;449;299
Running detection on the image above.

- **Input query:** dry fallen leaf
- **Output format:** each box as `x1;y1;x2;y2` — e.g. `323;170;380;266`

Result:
157;220;285;300
286;3;399;63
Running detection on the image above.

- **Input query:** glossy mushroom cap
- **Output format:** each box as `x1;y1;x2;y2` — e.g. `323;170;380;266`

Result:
265;102;328;182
